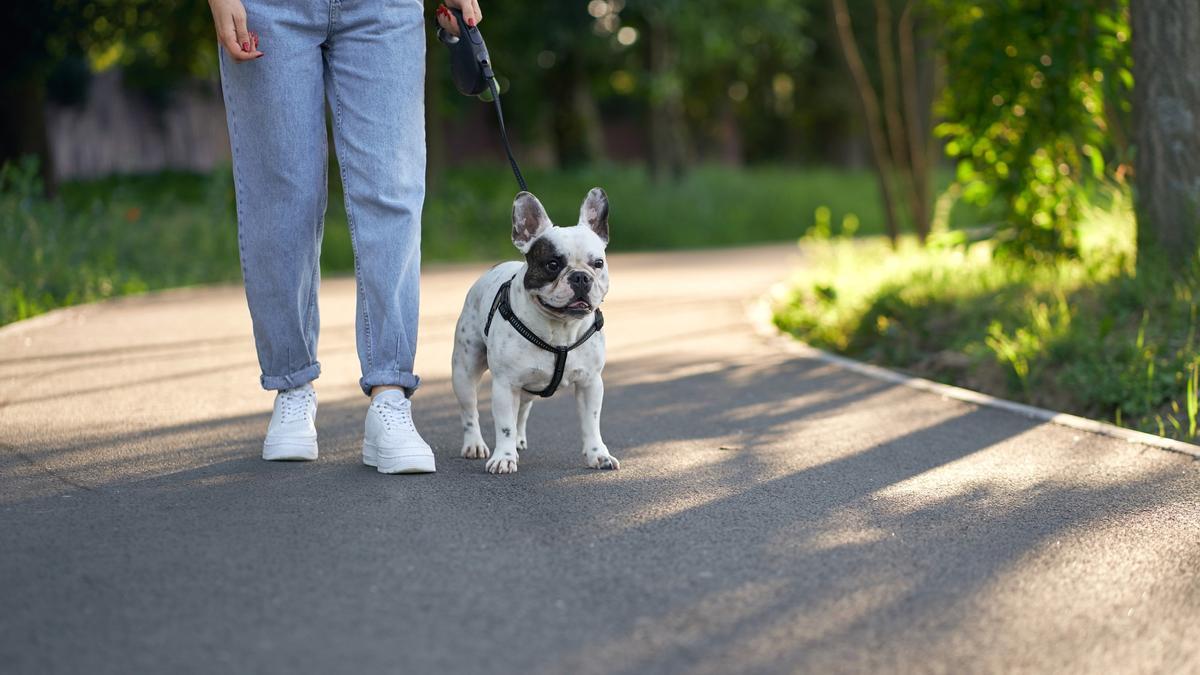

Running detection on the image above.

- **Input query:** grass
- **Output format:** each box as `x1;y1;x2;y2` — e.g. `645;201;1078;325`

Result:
772;191;1200;443
3;159;974;326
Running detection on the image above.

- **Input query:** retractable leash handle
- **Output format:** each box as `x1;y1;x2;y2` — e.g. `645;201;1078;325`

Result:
437;7;528;191
438;7;491;95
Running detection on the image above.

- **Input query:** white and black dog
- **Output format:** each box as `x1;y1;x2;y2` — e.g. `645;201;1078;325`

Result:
451;188;617;474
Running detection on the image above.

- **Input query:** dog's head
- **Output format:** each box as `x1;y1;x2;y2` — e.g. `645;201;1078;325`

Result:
511;188;610;320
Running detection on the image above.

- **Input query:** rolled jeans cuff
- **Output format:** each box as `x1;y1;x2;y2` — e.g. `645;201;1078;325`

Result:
360;370;421;397
261;362;321;391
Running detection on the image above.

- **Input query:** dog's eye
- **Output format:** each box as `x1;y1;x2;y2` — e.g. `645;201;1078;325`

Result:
546;260;561;273
591;259;605;269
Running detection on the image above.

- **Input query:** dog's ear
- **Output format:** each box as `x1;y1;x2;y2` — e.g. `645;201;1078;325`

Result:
579;187;609;244
512;192;552;254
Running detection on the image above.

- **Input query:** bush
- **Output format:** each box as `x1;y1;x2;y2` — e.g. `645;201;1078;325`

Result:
6;161;980;327
931;0;1131;260
772;192;1200;442
1;158;239;325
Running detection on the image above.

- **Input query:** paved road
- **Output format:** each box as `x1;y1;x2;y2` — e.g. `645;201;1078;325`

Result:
2;245;1198;674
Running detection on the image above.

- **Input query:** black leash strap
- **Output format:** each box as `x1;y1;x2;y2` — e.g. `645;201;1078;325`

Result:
438;7;527;192
484;277;604;397
488;79;527;192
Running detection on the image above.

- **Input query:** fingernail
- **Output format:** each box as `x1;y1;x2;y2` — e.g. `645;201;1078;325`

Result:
242;41;250;52
466;17;475;27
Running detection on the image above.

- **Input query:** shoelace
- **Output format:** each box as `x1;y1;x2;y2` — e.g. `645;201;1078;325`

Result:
375;397;416;432
278;388;313;424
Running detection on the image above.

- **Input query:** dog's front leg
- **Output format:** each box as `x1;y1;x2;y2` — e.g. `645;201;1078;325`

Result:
486;379;521;474
575;377;619;470
515;398;533;452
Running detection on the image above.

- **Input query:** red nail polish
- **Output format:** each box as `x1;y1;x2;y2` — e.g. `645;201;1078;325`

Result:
242;41;250;51
466;17;475;27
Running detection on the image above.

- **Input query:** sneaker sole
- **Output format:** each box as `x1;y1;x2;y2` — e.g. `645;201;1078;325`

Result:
364;442;435;474
263;439;318;461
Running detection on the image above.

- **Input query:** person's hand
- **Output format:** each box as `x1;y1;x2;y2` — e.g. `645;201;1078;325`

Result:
435;0;483;38
208;0;263;61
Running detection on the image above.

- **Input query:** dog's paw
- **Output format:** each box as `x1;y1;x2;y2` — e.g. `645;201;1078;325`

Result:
516;436;528;451
486;452;519;474
585;447;620;471
461;436;490;459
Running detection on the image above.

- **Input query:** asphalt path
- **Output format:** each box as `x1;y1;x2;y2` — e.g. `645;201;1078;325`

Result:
2;244;1198;674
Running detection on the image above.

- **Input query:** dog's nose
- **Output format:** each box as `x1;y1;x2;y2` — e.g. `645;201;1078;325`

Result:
568;271;592;289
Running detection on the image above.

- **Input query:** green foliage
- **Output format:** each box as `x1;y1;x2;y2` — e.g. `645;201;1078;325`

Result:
431;0;834;164
77;0;217;103
773;194;1200;442
2;161;939;326
4;0;215;102
931;0;1132;260
0;158;239;324
416;163;924;256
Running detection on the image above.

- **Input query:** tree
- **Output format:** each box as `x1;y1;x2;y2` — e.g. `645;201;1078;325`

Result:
1132;0;1200;268
932;0;1130;260
2;0;215;191
619;0;810;180
830;0;936;245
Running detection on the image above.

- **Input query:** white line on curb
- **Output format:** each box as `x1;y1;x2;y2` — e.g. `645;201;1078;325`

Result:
748;297;1200;460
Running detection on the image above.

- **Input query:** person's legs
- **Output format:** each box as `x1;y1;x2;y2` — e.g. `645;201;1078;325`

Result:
322;0;427;397
219;0;329;391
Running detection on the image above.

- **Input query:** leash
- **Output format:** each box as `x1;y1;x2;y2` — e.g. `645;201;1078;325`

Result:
484;276;604;397
438;14;604;396
436;7;527;192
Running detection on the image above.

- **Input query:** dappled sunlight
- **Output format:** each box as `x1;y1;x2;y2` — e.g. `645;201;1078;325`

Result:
4;239;1197;672
873;425;1180;520
0;410;269;504
6;0;1199;668
779;507;891;554
544;577;912;675
536;454;1197;673
945;492;1200;673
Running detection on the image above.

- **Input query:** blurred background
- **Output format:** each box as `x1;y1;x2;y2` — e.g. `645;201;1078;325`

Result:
2;0;1198;442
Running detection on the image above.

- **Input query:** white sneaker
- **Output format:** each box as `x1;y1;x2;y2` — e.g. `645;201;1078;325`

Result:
262;383;318;461
362;390;436;474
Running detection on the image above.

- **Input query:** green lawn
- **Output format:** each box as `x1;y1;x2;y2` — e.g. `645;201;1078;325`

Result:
2;160;973;326
772;192;1200;443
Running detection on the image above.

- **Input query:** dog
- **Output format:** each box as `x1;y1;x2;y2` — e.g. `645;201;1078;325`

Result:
451;188;617;474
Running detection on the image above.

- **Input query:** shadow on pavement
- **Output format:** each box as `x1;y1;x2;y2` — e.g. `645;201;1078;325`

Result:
1;351;1197;673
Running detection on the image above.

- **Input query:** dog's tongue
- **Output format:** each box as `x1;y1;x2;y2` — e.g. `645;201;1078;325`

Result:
569;299;590;310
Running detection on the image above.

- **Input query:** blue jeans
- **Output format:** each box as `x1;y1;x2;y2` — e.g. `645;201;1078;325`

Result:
219;0;426;396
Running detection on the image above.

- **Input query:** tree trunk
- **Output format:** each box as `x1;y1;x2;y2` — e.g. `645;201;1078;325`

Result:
898;2;934;241
647;19;689;182
572;73;605;164
831;0;901;245
876;0;921;240
715;99;744;166
1132;0;1200;268
0;75;55;195
549;55;605;168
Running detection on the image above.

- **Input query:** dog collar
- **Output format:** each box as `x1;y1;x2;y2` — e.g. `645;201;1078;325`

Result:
484;276;604;398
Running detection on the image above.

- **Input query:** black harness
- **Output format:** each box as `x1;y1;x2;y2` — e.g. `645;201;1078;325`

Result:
484;276;604;398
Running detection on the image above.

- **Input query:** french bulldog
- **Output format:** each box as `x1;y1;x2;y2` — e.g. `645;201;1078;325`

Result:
451;188;617;474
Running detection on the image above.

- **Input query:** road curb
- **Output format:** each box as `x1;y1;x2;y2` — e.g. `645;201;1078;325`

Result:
748;296;1200;460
